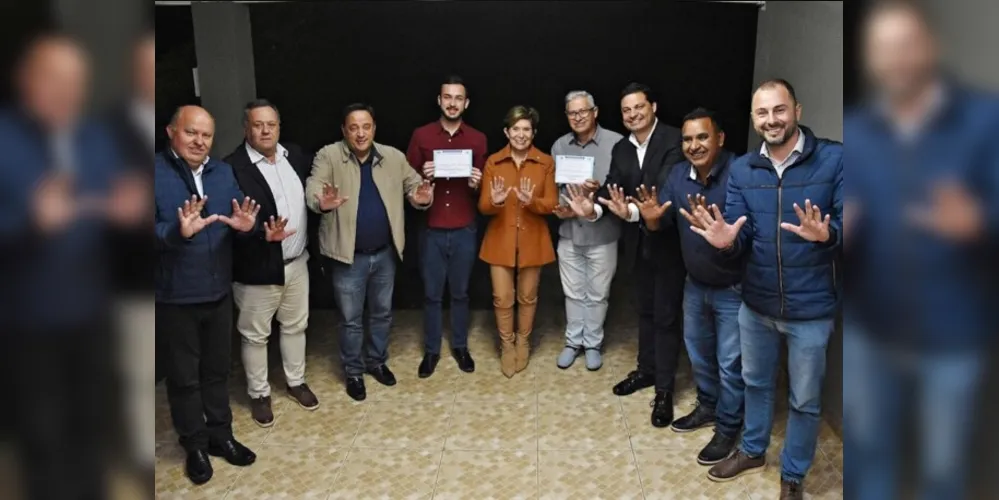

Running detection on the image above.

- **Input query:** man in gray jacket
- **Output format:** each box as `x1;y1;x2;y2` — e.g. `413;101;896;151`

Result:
551;90;624;370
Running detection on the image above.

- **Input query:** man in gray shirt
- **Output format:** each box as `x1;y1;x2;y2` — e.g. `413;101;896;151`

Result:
551;90;624;370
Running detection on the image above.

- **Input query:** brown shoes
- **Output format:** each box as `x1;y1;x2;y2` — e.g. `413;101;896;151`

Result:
500;337;517;378
779;479;804;499
287;383;320;410
707;450;766;482
514;332;530;372
250;396;274;427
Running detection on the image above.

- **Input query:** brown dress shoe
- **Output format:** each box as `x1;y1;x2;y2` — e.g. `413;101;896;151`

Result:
250;395;274;427
287;383;319;410
707;450;766;482
780;479;804;500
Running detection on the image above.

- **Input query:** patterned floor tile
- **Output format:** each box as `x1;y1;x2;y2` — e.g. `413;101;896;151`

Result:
154;442;246;500
353;402;452;450
621;400;711;450
535;363;627;404
454;369;536;403
537;401;631;451
224;445;347;499
820;443;843;477
327;449;441;500
634;448;750;499
264;402;366;448
446;402;537;451
538;450;643;500
366;364;458;403
433;450;538;500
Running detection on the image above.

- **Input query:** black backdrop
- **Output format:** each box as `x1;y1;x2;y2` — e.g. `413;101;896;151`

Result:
156;0;760;310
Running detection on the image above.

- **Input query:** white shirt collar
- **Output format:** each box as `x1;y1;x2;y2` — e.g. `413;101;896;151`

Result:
170;148;210;170
246;142;288;165
760;127;805;160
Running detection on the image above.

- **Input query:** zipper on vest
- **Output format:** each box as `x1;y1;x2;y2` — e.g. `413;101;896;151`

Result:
777;178;785;317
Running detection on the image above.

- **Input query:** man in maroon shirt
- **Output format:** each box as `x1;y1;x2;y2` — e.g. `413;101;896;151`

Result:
406;75;488;378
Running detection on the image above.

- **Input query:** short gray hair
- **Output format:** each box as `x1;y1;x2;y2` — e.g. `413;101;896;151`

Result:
564;90;596;109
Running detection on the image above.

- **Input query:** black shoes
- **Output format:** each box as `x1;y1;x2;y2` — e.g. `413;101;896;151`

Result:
671;403;715;433
418;353;441;378
368;364;397;386
346;376;366;401
613;371;655;396
650;391;674;428
697;432;738;465
185;450;213;485
207;438;257;467
452;348;475;373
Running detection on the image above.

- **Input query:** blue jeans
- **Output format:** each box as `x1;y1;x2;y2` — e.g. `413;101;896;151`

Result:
331;247;396;377
739;303;833;483
421;224;477;354
844;319;983;500
682;278;745;437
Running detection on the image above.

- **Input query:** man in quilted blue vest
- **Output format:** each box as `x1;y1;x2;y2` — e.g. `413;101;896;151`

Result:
687;79;842;500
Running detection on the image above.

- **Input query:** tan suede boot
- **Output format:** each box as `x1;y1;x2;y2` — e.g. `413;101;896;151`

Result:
496;307;517;378
515;302;537;372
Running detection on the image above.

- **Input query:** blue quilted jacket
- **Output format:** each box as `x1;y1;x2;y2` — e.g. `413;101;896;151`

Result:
723;126;843;320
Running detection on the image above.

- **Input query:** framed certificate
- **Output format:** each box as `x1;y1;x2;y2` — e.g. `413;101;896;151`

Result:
432;149;473;178
555;155;595;185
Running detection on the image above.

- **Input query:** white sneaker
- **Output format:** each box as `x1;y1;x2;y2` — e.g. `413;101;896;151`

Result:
557;346;580;369
584;348;602;371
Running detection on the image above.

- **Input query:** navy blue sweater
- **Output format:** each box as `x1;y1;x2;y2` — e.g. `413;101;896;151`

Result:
657;150;743;287
353;151;392;252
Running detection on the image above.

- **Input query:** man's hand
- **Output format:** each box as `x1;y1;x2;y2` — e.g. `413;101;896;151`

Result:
410;179;435;205
490;176;514;206
597;183;631;220
264;215;297;242
634;184;672;225
582;178;600;194
562;183;596;219
177;194;219;239
468;167;482;189
218;196;260;232
315;182;348;211
422;161;435;179
679;194;710;230
907;182;983;242
553;204;575;219
780;199;831;243
516;177;536;206
688;203;747;250
33;172;78;233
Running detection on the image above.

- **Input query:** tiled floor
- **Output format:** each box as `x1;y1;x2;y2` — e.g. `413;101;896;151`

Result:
155;309;844;499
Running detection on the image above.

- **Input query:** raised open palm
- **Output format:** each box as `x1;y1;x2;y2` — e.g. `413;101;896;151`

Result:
596;183;630;220
561;183;596;218
688;203;747;250
490;176;514;205
780;199;831;242
516;177;536;206
218;197;260;233
634;184;671;223
410;179;435;205
177;194;219;239
316;183;348;211
264;215;297;242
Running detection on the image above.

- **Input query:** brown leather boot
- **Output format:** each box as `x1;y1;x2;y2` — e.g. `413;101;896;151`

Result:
514;332;530;372
515;292;537;373
496;307;516;378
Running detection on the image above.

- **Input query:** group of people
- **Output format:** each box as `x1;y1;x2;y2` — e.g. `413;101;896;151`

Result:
156;70;841;500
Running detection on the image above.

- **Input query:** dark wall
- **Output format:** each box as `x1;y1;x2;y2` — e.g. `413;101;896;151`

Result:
244;0;759;310
155;6;198;152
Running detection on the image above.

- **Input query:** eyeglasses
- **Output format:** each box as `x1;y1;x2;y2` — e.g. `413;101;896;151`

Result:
565;108;594;119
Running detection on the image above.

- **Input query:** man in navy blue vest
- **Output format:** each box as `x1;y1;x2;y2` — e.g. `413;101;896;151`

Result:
155;105;267;485
637;107;745;468
687;80;842;499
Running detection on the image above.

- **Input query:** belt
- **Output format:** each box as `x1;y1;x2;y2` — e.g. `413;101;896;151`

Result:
355;244;388;256
283;253;302;265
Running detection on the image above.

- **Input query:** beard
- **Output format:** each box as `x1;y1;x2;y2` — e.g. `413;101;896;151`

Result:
758;121;796;146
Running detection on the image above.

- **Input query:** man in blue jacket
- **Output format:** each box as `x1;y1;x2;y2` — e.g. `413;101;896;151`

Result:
637;107;745;467
687;80;842;499
155;105;263;485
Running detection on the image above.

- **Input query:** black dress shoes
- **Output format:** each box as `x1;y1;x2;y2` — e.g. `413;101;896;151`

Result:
368;364;397;386
346;376;366;401
419;353;441;378
207;438;256;466
650;391;674;428
185;450;213;485
452;348;475;373
612;370;655;396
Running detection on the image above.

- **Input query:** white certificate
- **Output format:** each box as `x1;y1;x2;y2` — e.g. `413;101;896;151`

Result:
555;155;595;185
433;149;473;178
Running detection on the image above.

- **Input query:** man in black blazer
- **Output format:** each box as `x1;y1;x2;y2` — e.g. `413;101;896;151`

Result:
568;83;686;428
224;99;320;428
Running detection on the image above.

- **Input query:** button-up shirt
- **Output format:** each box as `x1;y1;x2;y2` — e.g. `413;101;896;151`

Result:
551;125;623;246
406;120;488;229
760;127;805;178
170;148;209;196
246;142;307;260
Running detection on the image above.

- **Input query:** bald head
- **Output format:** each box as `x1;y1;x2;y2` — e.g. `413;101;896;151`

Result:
863;1;939;101
16;35;90;130
167;106;215;169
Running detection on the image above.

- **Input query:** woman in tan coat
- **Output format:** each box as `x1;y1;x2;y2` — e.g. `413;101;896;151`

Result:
478;106;558;377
